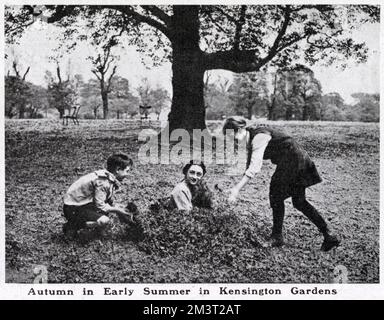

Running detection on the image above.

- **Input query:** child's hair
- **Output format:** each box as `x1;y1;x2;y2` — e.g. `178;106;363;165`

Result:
222;116;247;134
107;153;133;173
182;160;207;176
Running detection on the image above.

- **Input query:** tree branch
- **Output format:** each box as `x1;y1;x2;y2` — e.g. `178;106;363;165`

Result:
104;58;113;75
267;6;292;59
44;5;77;23
92;69;101;82
141;5;171;25
22;66;30;81
106;65;117;92
12;61;20;78
233;5;247;52
305;30;342;49
103;47;111;69
204;31;307;73
203;49;261;72
276;34;307;53
104;5;172;40
5;20;34;36
56;65;62;83
214;6;237;23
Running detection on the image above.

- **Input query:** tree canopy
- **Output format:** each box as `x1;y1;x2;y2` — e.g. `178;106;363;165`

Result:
5;5;379;129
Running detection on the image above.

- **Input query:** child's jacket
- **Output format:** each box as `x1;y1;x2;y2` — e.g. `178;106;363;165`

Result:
63;169;120;213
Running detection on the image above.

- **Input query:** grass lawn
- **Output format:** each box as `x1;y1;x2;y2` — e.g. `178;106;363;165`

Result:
5;119;379;283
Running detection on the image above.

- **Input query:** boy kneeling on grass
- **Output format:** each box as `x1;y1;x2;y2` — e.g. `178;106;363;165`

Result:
62;153;134;239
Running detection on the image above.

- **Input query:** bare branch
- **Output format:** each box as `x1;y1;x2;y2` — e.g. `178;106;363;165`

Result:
5;20;34;36
45;5;77;23
306;30;342;49
56;64;62;83
104;58;114;75
214;6;237;23
210;19;228;35
92;69;102;81
106;65;117;92
276;34;307;52
233;5;247;51
141;5;171;25
22;66;30;81
268;6;292;58
103;47;111;68
12;61;20;78
104;5;172;40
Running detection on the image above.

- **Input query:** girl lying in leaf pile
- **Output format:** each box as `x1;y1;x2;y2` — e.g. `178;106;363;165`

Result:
148;160;213;213
169;160;213;211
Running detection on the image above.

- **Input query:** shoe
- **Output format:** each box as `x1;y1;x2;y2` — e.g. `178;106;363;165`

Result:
62;223;78;239
272;237;285;247
269;233;284;247
321;235;340;251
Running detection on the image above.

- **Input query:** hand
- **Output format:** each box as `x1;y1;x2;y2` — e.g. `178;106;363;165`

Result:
227;188;239;203
114;205;134;223
97;215;110;226
118;211;134;224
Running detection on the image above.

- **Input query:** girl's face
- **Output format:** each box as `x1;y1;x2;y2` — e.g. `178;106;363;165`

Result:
185;165;204;186
235;128;247;141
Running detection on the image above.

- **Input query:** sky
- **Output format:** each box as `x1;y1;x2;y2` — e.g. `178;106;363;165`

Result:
5;15;380;104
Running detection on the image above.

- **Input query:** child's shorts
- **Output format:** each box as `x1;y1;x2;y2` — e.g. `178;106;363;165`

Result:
63;203;107;230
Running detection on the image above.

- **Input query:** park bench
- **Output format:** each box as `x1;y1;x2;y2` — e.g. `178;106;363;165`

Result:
63;106;80;125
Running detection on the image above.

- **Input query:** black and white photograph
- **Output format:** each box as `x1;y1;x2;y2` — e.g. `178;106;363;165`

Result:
1;1;382;298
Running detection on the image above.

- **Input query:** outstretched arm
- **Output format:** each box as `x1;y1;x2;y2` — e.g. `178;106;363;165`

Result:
228;133;271;203
228;175;250;203
109;205;134;224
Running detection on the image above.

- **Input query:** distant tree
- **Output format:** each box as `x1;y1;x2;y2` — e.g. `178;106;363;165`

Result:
137;78;170;119
270;68;301;120
267;71;280;120
230;71;269;119
288;65;323;120
271;64;323;120
109;76;139;118
5;75;30;118
89;44;118;119
321;92;347;121
351;92;379;122
45;64;76;118
26;83;48;118
79;78;102;119
137;78;151;104
204;75;234;120
148;87;170;120
4;59;31;118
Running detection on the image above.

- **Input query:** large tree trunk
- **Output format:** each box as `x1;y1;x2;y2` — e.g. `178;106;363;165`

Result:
101;90;109;119
168;6;206;132
169;53;205;131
